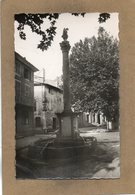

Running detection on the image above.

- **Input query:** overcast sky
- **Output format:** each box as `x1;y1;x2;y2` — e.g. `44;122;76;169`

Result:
14;13;119;80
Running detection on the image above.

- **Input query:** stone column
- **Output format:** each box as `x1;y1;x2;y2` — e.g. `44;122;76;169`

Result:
56;28;74;138
60;36;71;113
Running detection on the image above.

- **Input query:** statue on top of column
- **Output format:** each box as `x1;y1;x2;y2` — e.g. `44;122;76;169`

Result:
62;28;69;41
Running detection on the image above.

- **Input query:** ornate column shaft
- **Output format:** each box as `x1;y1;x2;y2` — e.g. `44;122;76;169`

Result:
60;40;71;112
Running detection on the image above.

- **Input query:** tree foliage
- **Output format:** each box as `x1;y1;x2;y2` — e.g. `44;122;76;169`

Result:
15;13;110;51
70;27;119;121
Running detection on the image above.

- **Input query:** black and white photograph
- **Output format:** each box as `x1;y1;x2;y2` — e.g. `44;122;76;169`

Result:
14;13;120;179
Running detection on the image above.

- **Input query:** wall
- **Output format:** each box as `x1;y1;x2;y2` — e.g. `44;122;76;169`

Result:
34;84;63;132
15;55;36;136
15;102;35;136
15;58;34;107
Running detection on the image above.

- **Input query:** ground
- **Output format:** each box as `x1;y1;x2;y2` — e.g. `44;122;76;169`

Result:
16;127;120;179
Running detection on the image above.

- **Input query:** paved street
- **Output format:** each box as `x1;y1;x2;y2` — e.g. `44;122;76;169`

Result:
80;128;120;143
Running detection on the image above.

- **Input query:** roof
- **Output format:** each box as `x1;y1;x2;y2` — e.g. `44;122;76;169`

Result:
34;82;63;93
15;52;39;72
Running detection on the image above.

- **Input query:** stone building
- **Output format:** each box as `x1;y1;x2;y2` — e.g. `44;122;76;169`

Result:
15;52;38;137
79;111;119;131
78;111;106;128
34;83;63;133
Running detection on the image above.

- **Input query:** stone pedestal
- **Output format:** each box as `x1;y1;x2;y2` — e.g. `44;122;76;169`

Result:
62;116;72;136
57;111;79;138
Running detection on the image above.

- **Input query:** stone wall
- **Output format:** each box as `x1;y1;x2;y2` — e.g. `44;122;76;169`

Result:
34;84;63;133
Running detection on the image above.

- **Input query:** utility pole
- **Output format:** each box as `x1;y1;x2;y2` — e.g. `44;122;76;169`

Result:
43;68;45;84
42;68;47;133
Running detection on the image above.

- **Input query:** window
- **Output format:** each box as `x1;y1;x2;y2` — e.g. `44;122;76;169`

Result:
24;68;31;80
48;87;51;93
51;89;54;95
53;117;57;130
25;85;31;97
34;99;36;111
15;80;21;98
48;87;54;95
15;62;21;75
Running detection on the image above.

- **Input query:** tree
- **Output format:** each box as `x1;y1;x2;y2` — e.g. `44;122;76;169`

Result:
15;13;110;51
70;27;119;122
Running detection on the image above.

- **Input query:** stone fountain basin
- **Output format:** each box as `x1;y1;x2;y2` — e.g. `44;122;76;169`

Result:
44;136;97;159
28;136;97;161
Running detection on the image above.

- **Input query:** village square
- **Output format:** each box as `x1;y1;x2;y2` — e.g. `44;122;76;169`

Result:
15;13;120;179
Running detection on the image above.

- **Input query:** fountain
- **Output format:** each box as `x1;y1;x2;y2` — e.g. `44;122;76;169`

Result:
28;28;97;163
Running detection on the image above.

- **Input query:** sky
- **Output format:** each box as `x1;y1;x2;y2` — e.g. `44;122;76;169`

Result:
14;13;119;81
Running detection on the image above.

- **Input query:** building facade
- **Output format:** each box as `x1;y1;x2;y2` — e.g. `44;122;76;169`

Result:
15;52;38;136
34;83;63;133
78;111;106;127
78;111;119;131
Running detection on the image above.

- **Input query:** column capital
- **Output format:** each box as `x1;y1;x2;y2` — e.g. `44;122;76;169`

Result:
60;41;71;52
